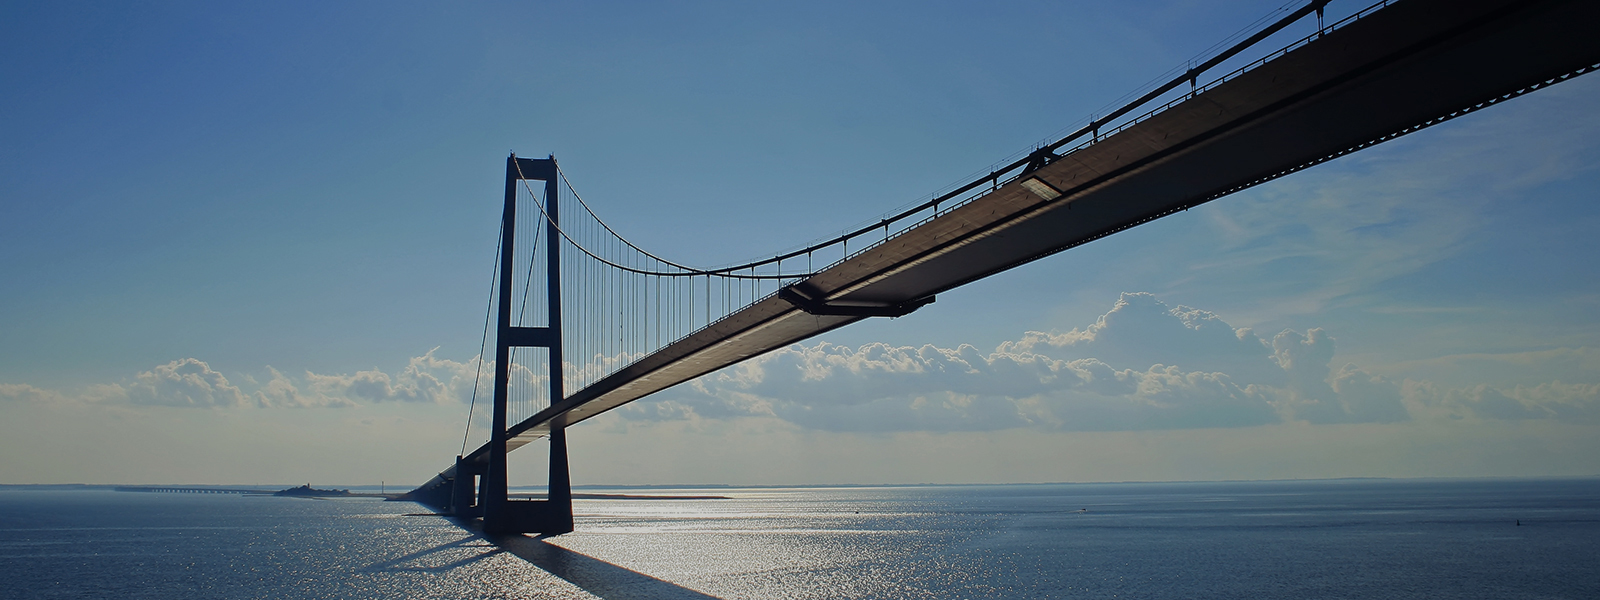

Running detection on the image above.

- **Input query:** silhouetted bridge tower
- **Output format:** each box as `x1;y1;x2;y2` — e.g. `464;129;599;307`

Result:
407;0;1600;534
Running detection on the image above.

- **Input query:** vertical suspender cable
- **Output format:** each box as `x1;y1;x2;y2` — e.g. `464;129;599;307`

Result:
461;218;504;456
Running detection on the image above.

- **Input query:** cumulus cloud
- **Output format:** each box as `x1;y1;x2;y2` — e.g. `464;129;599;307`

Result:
1001;293;1282;384
1326;364;1410;423
6;293;1594;433
2;350;488;410
254;367;356;408
617;292;1600;431
106;358;252;408
623;293;1425;432
0;383;68;405
294;349;483;407
632;343;1281;432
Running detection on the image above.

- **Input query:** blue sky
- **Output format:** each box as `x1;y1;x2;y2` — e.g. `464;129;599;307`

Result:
3;0;1598;486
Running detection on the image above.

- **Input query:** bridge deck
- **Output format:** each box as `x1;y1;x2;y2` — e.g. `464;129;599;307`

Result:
439;0;1600;474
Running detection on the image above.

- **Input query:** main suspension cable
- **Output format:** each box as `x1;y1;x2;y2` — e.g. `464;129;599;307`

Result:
516;160;808;279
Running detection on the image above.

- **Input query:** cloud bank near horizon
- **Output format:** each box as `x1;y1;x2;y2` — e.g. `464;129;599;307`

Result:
4;294;1595;432
623;293;1596;431
0;350;481;410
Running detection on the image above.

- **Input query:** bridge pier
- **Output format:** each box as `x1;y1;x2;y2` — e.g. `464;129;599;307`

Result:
448;455;483;518
482;425;573;535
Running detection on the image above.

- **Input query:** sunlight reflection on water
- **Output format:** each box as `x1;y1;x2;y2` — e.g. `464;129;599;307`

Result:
2;480;1598;599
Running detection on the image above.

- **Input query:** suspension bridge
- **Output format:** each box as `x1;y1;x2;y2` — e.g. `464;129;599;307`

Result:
405;0;1600;534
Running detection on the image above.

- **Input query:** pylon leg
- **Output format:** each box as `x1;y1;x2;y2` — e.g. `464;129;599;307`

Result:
545;425;574;535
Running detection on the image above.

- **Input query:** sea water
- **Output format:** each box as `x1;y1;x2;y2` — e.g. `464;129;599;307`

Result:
0;478;1595;599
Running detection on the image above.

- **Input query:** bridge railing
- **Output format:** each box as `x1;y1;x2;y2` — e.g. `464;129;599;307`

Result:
1084;0;1401;149
809;0;1407;276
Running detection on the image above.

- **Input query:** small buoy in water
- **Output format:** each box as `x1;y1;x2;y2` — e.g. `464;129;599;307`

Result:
1516;519;1521;526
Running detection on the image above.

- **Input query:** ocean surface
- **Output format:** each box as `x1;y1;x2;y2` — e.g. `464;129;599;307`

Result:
0;478;1596;599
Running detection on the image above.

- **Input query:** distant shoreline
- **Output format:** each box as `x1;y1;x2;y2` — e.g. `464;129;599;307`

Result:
4;475;1598;493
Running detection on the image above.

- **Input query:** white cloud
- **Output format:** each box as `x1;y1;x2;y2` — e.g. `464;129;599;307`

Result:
1000;292;1282;383
297;349;485;407
0;383;69;405
3;294;1591;436
607;292;1595;433
624;293;1416;432
2;350;488;410
254;367;355;408
1325;364;1410;424
634;343;1284;432
106;358;251;408
309;367;437;405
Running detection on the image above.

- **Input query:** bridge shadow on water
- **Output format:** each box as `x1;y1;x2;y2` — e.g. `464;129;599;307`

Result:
370;517;721;599
364;534;504;573
490;532;723;600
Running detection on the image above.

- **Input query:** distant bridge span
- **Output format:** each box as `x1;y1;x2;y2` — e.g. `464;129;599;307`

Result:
410;0;1600;533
